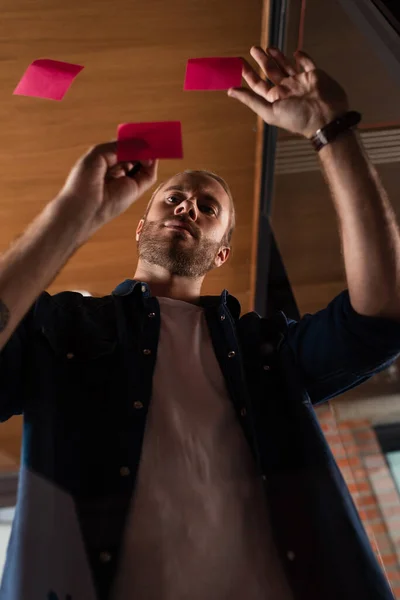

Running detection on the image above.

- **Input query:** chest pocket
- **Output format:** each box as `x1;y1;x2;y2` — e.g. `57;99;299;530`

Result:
38;317;118;413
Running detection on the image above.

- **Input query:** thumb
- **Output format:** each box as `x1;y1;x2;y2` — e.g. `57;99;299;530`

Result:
228;87;275;125
131;159;159;192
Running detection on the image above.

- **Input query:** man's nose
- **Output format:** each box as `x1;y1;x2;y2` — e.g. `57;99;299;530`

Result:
174;199;198;221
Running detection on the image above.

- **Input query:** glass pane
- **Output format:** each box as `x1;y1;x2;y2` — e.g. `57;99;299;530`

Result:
386;452;400;496
0;507;15;582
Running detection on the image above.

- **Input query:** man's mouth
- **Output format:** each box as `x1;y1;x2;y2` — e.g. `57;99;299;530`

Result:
164;220;195;237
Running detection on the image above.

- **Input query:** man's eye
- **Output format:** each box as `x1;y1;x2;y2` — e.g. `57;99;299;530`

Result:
166;195;181;203
200;205;216;215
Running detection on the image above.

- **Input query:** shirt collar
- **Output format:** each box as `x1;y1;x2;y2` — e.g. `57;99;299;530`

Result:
111;279;241;319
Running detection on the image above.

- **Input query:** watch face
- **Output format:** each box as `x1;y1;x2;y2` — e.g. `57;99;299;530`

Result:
0;300;10;332
311;132;326;152
319;131;329;145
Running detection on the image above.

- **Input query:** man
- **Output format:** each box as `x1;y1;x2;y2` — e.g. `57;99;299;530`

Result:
0;46;399;600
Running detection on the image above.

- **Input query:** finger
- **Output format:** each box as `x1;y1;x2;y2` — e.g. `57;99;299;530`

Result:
109;161;134;175
250;46;287;85
126;159;157;180
77;141;121;184
228;87;275;124
294;50;316;73
265;83;292;103
241;58;271;97
133;159;159;189
139;159;154;168
127;162;142;178
85;141;119;168
109;167;125;179
267;47;298;76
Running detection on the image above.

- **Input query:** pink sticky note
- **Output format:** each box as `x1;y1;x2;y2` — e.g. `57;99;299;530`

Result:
13;59;84;101
184;57;243;91
117;121;183;162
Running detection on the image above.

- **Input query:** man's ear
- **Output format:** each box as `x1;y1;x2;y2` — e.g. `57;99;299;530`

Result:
136;219;144;242
214;246;230;268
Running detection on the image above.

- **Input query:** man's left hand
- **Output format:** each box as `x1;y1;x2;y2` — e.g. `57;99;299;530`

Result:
228;46;349;139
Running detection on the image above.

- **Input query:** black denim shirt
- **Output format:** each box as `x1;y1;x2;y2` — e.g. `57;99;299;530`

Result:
1;278;400;600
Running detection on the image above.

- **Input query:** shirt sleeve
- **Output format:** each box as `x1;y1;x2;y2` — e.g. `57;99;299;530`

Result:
285;289;400;405
0;299;39;422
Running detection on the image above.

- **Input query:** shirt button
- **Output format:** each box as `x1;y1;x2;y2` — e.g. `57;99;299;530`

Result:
220;314;226;321
120;466;130;477
134;401;143;410
141;285;146;293
261;474;267;481
99;551;112;563
263;365;270;371
240;407;247;417
143;349;151;355
228;350;236;358
148;312;156;318
287;551;296;561
66;352;74;359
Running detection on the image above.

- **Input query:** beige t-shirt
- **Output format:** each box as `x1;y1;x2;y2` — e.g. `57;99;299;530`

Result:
112;297;293;600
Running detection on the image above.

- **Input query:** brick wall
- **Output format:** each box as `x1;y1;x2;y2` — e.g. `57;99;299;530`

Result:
316;402;400;598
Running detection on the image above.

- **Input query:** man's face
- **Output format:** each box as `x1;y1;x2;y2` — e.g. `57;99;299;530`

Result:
136;172;232;277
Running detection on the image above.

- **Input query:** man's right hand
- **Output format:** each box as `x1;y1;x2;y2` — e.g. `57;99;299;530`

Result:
57;141;158;239
0;141;158;349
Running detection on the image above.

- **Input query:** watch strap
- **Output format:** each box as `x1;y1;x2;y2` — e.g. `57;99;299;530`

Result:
311;111;362;152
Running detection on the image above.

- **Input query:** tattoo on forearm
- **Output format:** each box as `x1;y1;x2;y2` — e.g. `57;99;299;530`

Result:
0;300;10;332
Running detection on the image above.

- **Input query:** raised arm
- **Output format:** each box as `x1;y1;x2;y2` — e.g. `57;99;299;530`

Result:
228;46;400;322
0;145;158;352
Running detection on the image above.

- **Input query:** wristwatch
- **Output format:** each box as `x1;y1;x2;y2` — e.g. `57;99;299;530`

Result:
310;111;362;152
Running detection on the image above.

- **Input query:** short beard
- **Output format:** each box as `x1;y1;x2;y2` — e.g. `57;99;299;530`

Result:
138;219;225;278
